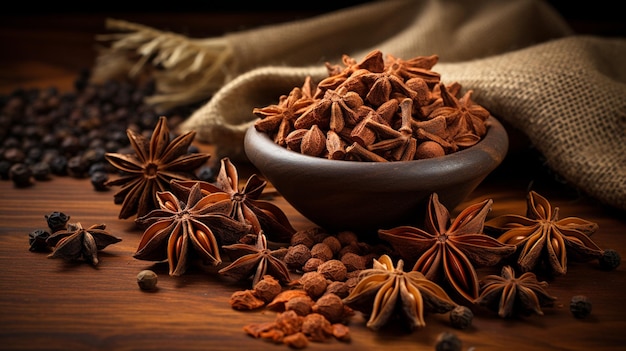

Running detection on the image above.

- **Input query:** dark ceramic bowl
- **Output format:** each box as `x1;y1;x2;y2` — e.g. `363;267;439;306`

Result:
244;117;508;236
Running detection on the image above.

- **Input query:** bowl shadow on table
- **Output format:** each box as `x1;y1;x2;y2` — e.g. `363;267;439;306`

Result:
244;116;509;240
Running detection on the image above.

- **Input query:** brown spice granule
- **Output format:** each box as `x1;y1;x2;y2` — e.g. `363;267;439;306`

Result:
340;252;366;271
283;332;309;349
300;271;328;298
310;242;333;261
332;323;351;342
301;313;333;342
285;295;315;316
267;289;309;311
302;257;324;272
284;244;312;270
260;328;284;343
229;289;265;310
253;275;283;303
339;242;362;257
326;281;350;298
317;259;347;281
312;293;345;323
322;236;342;255
276;310;304;336
336;231;358;246
243;321;276;338
290;231;315;248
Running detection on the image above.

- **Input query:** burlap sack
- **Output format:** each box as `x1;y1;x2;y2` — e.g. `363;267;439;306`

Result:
92;0;626;212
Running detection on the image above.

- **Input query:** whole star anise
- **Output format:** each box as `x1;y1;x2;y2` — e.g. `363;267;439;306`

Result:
253;77;316;147
218;231;291;287
105;116;211;219
475;265;556;318
170;157;296;243
134;182;251;276
484;190;603;276
46;222;122;265
342;254;457;331
378;193;516;303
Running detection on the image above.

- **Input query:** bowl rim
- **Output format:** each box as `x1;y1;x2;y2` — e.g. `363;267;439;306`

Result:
245;116;508;180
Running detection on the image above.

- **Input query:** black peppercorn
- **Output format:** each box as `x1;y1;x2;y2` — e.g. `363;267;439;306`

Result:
91;171;109;191
599;249;621;270
45;211;70;232
449;305;473;329
28;229;51;252
9;163;33;187
435;331;462;351
570;295;592;319
31;162;51;181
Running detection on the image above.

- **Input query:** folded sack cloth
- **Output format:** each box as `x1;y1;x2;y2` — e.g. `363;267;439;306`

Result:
92;0;626;212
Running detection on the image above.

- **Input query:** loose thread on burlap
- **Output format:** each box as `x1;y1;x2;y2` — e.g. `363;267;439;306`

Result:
92;18;234;110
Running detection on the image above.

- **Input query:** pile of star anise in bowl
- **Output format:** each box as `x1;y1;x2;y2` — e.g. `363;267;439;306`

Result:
244;50;509;235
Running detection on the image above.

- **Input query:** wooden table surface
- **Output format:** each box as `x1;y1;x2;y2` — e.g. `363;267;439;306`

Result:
1;8;625;351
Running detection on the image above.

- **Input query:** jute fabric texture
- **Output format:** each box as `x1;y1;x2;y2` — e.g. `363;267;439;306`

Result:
93;0;626;212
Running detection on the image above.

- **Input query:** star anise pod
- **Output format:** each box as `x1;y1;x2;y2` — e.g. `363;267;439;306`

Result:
484;190;603;276
104;115;211;220
315;49;385;97
219;231;291;287
294;86;364;132
253;77;316;147
342;254;457;331
170;157;296;243
134;182;251;276
384;53;440;84
475;265;557;318
378;193;516;303
46;222;122;265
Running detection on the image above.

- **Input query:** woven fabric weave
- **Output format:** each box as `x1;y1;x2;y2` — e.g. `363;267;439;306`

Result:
93;0;626;212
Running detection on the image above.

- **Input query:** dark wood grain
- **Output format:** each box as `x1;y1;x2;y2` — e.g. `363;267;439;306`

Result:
1;10;625;351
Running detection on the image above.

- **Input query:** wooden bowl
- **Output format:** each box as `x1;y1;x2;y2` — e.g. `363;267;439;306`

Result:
244;116;508;237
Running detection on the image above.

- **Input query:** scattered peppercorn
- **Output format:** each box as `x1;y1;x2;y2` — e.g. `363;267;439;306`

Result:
137;270;158;291
45;211;70;232
8;163;33;187
449;305;474;329
570;295;592;319
28;229;51;252
599;249;621;270
90;171;109;191
435;331;462;351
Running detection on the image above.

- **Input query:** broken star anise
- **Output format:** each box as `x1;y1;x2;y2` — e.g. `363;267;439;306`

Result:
105;115;211;220
170;157;296;243
378;193;516;303
475;265;557;318
342;254;457;331
219;231;291;287
46;222;122;265
484;190;603;276
134;182;251;276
